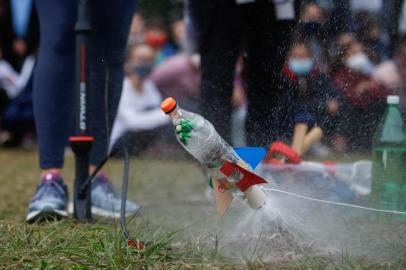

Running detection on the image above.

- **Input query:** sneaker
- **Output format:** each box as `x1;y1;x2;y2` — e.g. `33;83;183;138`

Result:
26;173;68;223
91;174;141;218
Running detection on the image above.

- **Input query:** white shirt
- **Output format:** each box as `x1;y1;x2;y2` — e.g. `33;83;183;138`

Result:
0;55;35;98
0;60;19;96
110;78;169;149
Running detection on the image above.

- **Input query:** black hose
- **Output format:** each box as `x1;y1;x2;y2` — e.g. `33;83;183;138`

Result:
78;145;120;195
77;138;143;245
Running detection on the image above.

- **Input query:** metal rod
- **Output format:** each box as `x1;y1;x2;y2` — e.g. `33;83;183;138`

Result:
70;0;93;223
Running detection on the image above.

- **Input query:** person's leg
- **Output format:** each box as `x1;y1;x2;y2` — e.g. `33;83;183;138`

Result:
291;123;308;155
27;0;76;222
245;0;296;147
302;126;323;156
33;0;76;173
84;0;140;218
87;0;136;167
196;0;241;143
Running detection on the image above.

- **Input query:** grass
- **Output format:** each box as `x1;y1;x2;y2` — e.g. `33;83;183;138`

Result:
0;148;405;269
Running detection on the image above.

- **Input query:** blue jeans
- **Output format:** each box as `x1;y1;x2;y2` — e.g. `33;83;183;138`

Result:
33;0;136;169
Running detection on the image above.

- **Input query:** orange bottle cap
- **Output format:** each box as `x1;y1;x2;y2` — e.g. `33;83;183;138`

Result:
160;97;177;114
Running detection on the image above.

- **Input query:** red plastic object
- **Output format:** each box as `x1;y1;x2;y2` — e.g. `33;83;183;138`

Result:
128;239;146;250
69;136;94;142
219;161;267;192
144;32;168;50
266;141;301;164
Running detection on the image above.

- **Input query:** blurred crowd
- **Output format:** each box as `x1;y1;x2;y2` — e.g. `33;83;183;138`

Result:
0;0;37;147
2;0;406;156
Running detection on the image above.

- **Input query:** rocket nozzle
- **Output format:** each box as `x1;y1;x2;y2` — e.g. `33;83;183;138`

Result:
244;185;266;209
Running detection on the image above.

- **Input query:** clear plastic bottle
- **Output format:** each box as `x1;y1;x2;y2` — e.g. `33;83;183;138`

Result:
161;97;266;209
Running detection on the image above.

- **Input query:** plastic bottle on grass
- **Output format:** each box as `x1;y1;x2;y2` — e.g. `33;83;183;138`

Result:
370;95;406;215
160;97;266;209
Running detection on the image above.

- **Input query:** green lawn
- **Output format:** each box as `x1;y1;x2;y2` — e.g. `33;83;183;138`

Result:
0;148;405;269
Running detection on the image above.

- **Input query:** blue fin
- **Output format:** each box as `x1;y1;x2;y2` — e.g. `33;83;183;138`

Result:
233;147;266;169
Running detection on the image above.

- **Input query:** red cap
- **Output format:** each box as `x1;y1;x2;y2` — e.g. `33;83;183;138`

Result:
160;97;177;114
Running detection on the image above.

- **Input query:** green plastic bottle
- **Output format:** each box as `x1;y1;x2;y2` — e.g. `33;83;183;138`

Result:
370;95;406;214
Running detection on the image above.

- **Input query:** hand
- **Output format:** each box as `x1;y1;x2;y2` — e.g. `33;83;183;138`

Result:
176;119;194;144
13;39;27;56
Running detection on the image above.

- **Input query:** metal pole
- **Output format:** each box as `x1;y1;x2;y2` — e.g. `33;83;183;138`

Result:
69;0;93;222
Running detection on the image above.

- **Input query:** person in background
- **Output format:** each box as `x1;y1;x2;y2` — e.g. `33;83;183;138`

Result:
26;0;139;223
280;41;341;156
149;53;200;112
373;40;406;118
170;16;186;52
0;46;12;119
354;11;389;63
128;12;145;46
0;50;34;100
332;41;388;151
382;0;404;56
150;52;248;146
188;0;302;146
328;31;357;73
0;0;38;71
0;51;35;147
295;1;330;73
110;44;169;154
144;19;178;64
337;31;357;48
231;55;248;147
154;15;186;63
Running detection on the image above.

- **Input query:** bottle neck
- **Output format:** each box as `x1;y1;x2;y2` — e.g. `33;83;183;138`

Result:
168;106;182;123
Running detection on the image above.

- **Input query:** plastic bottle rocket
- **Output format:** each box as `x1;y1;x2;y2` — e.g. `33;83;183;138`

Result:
160;97;266;213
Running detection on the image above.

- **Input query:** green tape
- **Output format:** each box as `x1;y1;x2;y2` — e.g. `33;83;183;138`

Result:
208;176;213;189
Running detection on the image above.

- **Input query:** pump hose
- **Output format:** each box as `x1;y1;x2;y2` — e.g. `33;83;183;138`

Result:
78;138;144;246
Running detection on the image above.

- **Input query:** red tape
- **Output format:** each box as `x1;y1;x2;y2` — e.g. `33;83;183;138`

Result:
128;239;145;249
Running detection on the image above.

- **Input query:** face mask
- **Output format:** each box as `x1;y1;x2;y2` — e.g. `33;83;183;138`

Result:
345;52;375;75
130;63;153;78
288;58;314;75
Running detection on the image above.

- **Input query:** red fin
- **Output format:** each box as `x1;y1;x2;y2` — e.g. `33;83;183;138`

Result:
220;161;267;193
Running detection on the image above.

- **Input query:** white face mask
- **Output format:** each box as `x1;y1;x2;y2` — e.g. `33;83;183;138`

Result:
345;52;375;75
